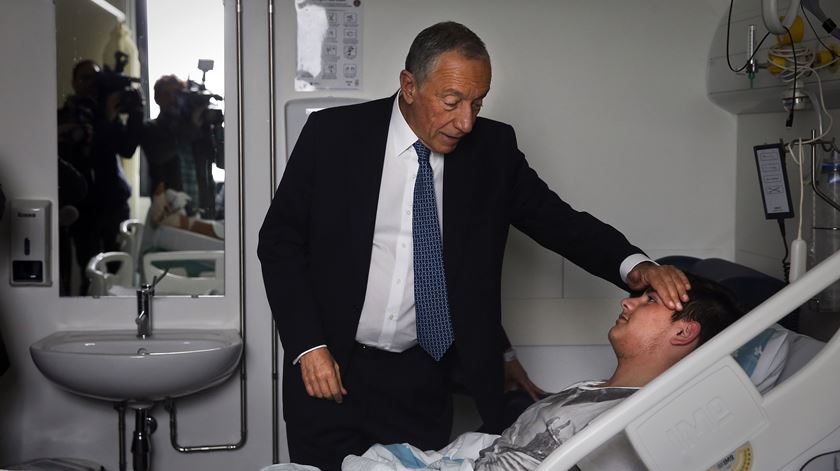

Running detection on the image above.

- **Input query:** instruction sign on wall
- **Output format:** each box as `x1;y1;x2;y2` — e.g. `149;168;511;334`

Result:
295;0;363;91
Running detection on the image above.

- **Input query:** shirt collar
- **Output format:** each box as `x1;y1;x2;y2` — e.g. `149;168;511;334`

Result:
388;92;421;158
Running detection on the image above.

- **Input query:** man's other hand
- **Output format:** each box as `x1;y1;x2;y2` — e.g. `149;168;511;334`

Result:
299;347;347;403
627;262;691;311
504;356;547;401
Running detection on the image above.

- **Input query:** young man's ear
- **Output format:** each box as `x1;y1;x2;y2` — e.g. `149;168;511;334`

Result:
671;320;701;347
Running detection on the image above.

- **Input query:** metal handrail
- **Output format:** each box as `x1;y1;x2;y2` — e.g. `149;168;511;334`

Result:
267;0;282;463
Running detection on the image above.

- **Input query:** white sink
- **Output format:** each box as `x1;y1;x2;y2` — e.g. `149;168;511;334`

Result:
30;329;243;403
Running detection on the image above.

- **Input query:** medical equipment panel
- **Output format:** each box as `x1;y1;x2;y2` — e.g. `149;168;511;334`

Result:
754;144;795;220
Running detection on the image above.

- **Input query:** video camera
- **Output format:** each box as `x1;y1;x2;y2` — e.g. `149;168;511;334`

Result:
183;80;224;125
182;59;224;126
96;51;142;113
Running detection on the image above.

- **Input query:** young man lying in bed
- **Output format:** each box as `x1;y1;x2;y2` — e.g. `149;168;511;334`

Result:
343;274;742;471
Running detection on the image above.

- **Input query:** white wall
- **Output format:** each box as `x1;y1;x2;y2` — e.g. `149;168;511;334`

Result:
272;0;737;347
0;0;736;469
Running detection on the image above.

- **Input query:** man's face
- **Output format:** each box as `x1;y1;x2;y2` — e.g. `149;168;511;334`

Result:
155;80;184;115
608;290;677;358
72;62;100;99
399;50;491;154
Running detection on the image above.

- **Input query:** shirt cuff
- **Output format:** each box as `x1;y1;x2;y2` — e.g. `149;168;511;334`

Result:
619;254;657;284
503;348;517;362
293;344;327;365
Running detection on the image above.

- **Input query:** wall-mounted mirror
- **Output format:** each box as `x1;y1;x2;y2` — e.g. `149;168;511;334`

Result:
56;0;226;297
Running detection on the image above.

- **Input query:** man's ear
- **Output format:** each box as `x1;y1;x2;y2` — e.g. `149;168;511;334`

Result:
671;320;701;347
399;70;416;104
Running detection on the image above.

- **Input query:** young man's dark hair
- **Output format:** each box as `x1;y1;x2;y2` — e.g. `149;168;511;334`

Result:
673;273;744;346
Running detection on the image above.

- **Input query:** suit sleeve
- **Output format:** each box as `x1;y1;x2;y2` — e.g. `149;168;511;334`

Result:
257;114;325;362
504;126;643;289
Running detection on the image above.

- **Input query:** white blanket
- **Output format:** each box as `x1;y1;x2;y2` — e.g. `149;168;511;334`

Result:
342;381;644;471
342;432;499;471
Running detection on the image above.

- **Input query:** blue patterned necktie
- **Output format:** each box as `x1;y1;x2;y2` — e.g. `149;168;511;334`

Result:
412;140;454;361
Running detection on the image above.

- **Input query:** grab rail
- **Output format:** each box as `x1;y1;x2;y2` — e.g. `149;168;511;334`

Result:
538;249;840;471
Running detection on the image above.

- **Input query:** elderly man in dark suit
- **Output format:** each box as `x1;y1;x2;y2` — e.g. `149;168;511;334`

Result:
258;21;690;470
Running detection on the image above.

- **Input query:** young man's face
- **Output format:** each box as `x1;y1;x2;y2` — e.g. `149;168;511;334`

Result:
399;50;491;154
608;290;677;358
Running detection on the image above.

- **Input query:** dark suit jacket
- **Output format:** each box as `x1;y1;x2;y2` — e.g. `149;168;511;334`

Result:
258;94;642;429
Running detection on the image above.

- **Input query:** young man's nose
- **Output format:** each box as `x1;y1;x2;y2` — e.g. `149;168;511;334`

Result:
621;296;642;313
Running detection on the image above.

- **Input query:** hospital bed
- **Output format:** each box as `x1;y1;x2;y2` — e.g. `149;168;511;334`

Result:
144;223;224;252
121;218;225;261
85;251;134;296
134;217;225;292
539;249;840;471
84;219;226;295
117;218;144;270
84;249;224;296
143;250;225;295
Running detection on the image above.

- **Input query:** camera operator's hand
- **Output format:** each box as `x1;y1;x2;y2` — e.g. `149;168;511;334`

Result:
107;89;145;121
105;92;122;122
123;88;145;115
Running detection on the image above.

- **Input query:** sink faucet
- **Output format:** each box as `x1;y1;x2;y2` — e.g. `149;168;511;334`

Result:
136;269;169;338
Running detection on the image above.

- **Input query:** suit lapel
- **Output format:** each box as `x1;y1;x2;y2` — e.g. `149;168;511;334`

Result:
442;135;477;294
346;98;393;296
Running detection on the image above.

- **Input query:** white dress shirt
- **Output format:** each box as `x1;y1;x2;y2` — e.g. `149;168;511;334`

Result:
354;95;445;351
294;95;650;362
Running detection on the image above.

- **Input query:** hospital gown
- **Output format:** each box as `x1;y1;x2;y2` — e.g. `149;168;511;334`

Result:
475;381;640;470
343;381;644;471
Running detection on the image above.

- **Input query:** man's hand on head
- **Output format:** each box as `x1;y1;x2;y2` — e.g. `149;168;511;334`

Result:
299;347;347;403
626;262;691;311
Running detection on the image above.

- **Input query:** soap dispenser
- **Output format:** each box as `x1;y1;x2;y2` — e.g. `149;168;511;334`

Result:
10;199;51;286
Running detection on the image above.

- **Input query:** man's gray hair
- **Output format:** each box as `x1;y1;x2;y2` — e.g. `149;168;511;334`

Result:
404;21;490;86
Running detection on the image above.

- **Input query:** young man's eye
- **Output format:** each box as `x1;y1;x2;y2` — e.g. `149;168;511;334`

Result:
649;294;666;305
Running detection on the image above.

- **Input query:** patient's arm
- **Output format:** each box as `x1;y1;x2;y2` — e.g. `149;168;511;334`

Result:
188;219;222;239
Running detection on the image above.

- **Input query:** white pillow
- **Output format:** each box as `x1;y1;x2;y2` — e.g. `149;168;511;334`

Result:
732;324;791;394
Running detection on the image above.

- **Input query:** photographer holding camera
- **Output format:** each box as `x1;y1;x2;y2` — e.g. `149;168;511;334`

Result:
141;74;224;222
57;58;143;294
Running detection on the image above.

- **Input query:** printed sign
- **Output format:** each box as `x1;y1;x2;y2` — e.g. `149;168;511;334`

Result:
295;0;363;91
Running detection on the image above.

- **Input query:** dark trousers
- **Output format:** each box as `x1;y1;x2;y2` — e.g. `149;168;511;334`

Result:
285;344;454;470
70;203;129;294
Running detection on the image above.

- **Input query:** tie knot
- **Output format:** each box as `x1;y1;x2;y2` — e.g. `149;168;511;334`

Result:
413;140;431;162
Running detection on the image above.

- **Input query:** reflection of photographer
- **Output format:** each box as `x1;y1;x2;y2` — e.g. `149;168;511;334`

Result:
142;73;224;220
57;57;143;294
57;58;143;166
